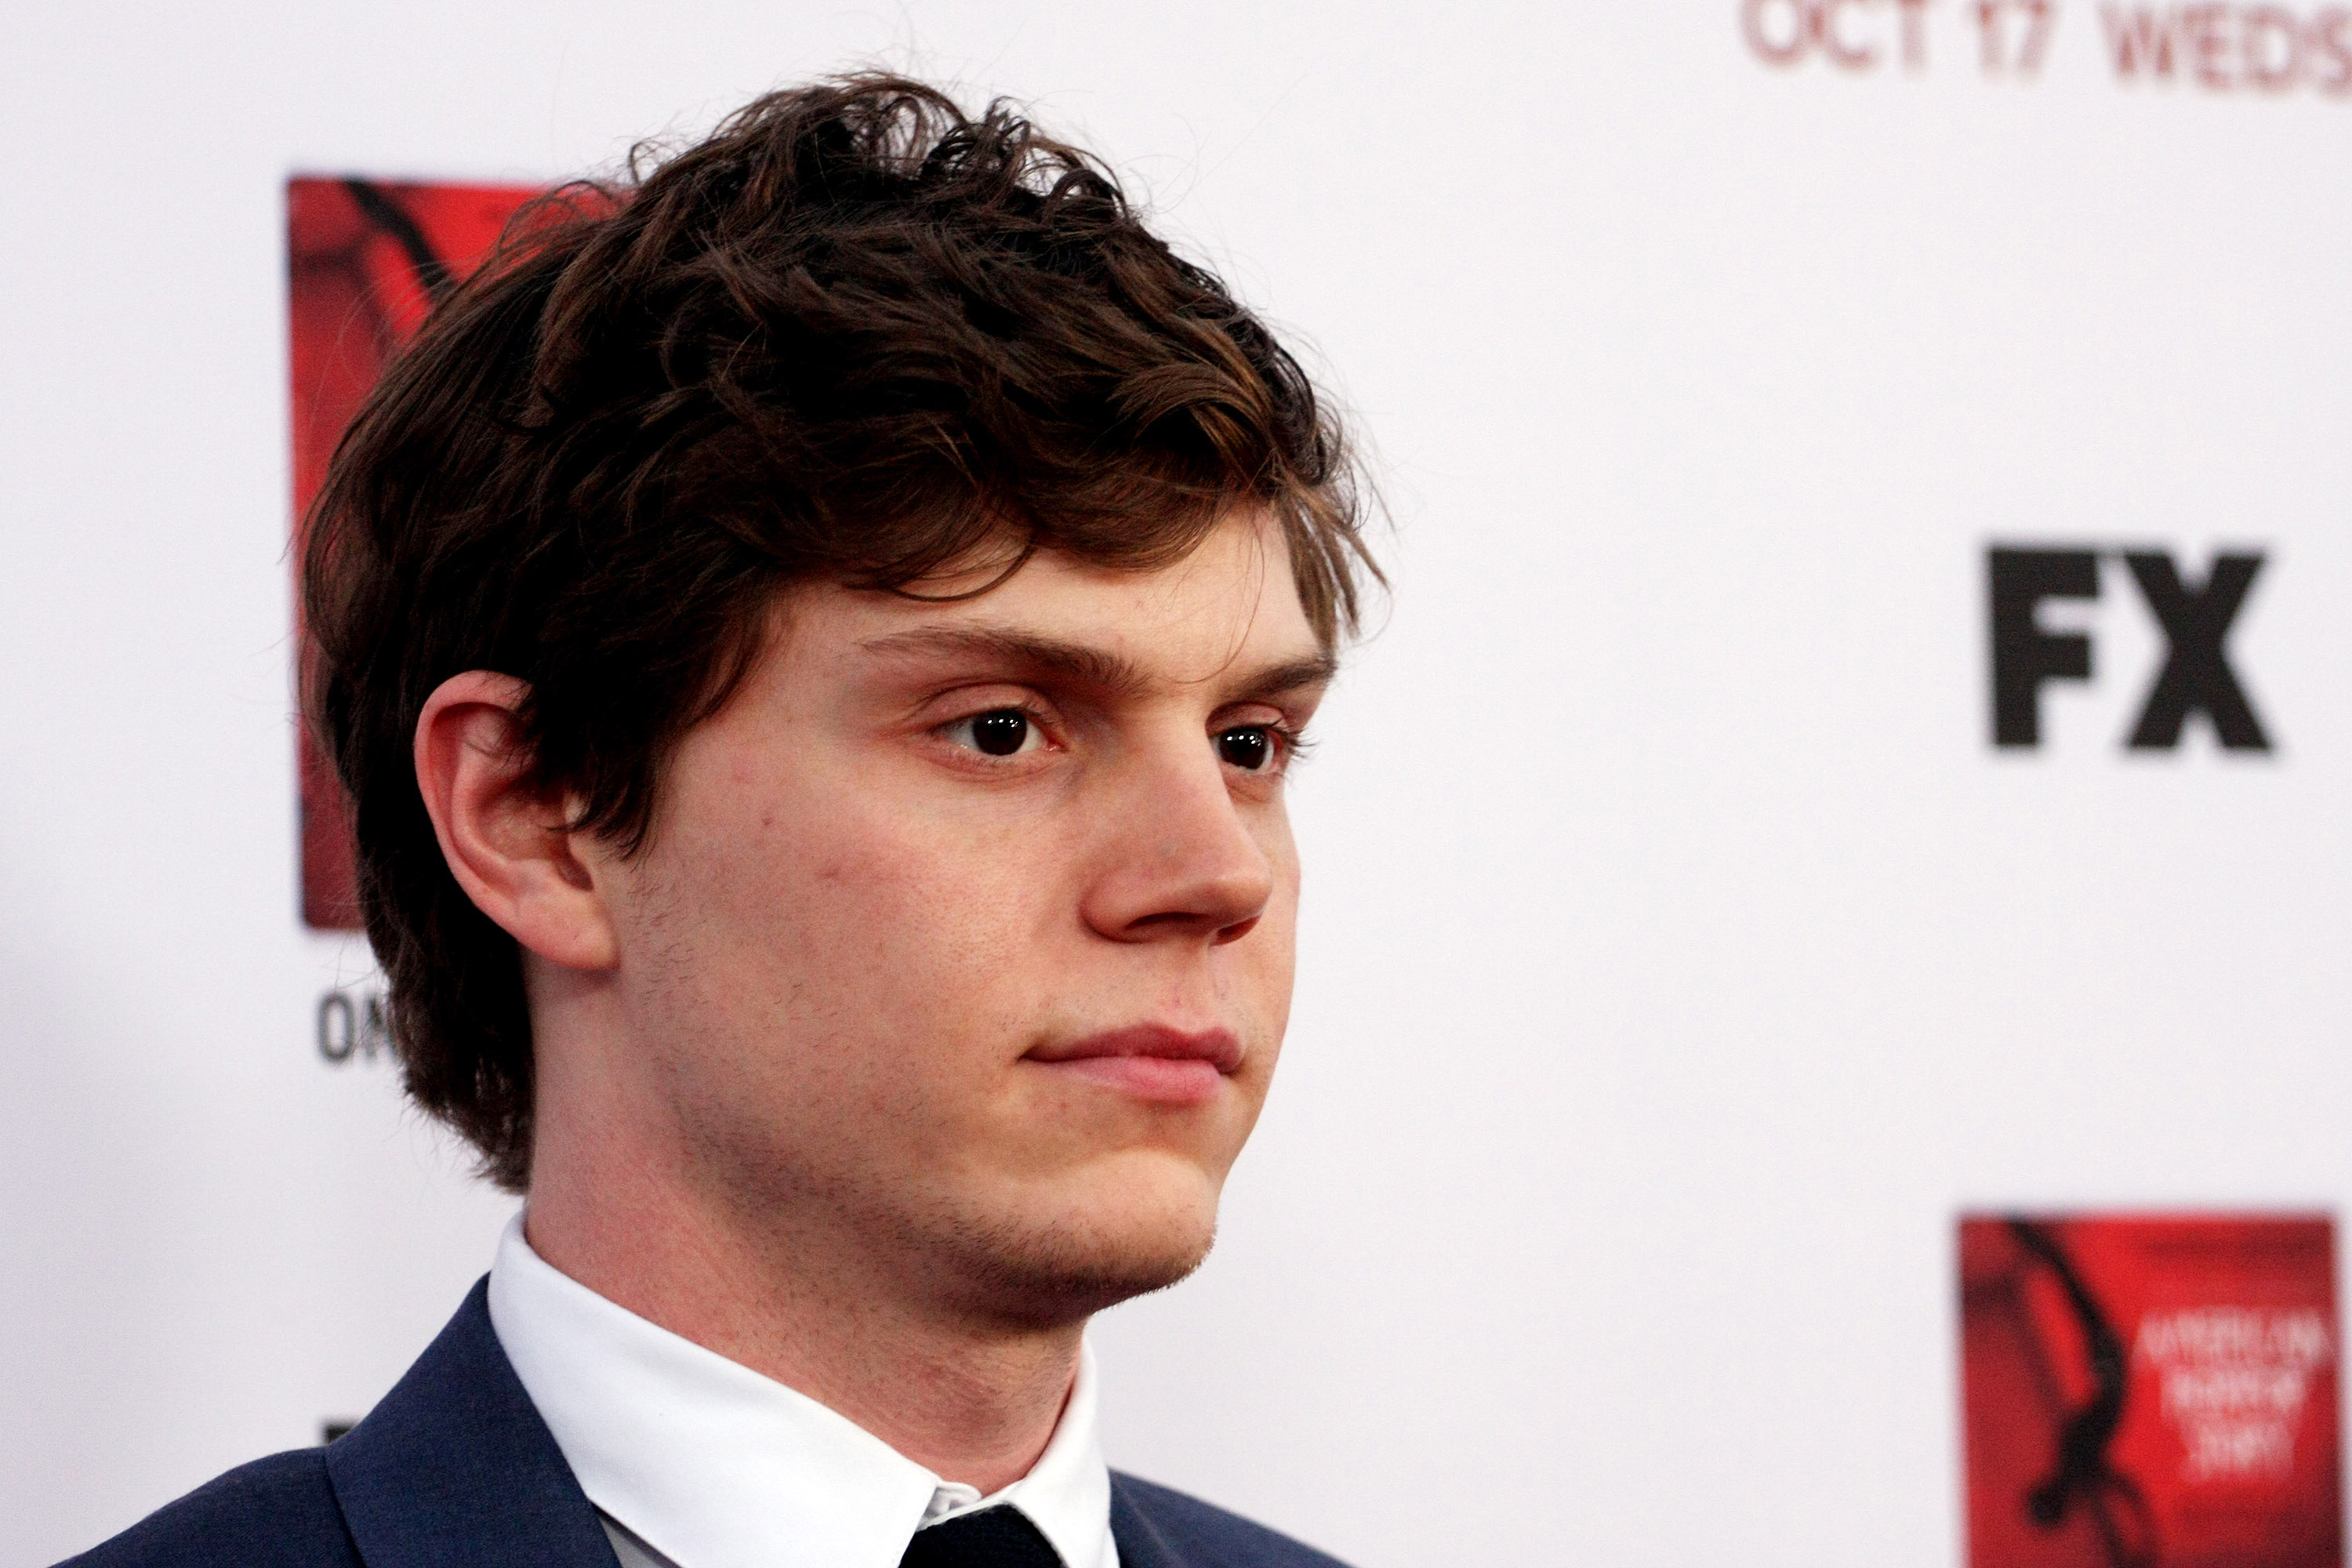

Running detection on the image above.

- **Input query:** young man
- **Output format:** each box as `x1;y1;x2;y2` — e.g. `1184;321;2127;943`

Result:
68;74;1374;1568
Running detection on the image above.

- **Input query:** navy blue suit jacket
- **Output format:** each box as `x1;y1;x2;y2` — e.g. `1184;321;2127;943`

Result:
60;1280;1348;1568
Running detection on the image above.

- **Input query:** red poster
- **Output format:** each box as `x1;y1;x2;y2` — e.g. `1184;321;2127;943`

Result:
1960;1213;2343;1568
287;176;542;929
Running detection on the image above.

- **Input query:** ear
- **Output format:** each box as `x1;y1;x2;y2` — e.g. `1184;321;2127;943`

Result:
412;671;619;971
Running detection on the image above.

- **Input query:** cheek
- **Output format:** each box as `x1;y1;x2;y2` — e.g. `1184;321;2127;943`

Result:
1245;821;1303;991
657;762;1066;1066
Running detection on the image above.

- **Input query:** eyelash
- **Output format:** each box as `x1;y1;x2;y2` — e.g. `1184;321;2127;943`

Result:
1232;720;1312;771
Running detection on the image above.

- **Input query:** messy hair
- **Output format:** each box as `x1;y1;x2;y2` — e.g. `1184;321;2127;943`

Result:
303;74;1377;1190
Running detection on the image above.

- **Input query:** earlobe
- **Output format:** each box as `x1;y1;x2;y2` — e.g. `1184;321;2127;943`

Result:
413;671;621;971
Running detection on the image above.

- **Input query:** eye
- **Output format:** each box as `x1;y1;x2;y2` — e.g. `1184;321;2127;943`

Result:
943;708;1041;757
1216;725;1277;772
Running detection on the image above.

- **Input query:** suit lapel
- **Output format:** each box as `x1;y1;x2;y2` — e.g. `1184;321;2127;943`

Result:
1109;1475;1191;1568
325;1277;619;1568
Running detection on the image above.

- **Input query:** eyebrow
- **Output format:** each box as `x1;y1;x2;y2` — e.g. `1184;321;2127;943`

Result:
857;626;1338;703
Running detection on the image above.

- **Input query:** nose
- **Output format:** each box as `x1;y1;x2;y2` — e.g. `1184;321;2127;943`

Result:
1080;731;1277;946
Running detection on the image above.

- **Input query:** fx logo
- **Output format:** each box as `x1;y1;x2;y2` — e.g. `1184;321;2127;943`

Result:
1987;545;2271;751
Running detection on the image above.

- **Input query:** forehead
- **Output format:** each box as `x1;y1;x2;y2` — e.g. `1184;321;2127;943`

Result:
793;510;1322;682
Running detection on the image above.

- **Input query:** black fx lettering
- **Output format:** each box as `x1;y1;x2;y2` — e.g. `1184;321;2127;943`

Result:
1988;546;2100;747
2123;550;2270;751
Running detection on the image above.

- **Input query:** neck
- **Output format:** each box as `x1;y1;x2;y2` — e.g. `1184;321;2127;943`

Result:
523;1026;1083;1494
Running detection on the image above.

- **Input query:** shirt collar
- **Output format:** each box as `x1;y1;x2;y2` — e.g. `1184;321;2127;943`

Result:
487;1213;1115;1568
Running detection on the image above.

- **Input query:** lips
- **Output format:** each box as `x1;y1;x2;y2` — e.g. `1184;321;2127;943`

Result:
1025;1025;1243;1105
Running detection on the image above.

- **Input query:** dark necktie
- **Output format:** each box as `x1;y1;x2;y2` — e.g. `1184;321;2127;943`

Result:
896;1504;1063;1568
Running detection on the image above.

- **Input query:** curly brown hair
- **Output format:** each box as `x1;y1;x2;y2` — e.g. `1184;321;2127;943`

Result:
302;73;1377;1192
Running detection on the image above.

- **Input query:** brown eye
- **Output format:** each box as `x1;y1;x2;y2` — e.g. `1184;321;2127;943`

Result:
1217;726;1274;771
943;709;1038;757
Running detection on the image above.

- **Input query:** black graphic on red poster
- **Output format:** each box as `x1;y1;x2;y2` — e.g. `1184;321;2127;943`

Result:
287;176;541;929
1960;1213;2342;1568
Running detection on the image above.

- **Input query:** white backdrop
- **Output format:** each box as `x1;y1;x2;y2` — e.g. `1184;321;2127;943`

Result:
5;3;2350;1564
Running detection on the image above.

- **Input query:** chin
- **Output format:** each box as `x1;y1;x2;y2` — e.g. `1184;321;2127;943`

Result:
943;1159;1225;1327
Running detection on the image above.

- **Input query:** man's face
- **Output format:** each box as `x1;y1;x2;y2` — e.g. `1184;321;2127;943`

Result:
585;511;1331;1324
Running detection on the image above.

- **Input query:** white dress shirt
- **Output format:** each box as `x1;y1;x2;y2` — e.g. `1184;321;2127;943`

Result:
486;1214;1119;1568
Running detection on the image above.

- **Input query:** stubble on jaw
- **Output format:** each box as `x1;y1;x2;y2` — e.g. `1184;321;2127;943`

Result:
680;1091;1228;1335
591;843;1219;1336
880;1186;1219;1331
625;924;1235;1334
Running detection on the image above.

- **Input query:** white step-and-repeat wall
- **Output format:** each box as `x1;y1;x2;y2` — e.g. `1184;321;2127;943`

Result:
5;3;2349;1564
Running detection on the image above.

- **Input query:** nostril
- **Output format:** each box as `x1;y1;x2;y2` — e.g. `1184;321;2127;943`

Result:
1211;916;1260;946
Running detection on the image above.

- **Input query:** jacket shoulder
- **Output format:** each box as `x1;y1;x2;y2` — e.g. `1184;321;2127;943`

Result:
1109;1472;1353;1568
58;1446;361;1568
